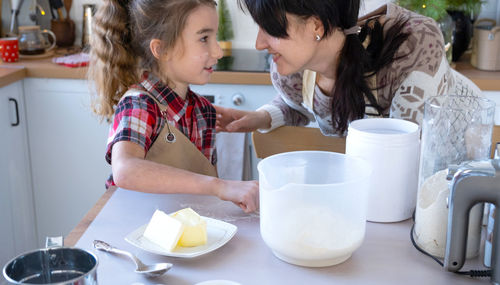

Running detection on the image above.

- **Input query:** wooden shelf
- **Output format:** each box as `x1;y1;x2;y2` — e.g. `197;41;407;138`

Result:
454;53;500;91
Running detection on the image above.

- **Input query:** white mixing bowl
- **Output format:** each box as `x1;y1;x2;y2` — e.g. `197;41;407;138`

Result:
258;151;372;267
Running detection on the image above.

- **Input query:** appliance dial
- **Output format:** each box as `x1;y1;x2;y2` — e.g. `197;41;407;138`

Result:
232;93;245;106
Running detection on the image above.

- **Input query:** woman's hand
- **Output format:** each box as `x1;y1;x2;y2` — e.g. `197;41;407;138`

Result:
217;180;259;213
215;105;271;133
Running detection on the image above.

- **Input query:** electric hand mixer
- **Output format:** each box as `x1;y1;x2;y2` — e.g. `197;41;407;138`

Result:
445;144;500;284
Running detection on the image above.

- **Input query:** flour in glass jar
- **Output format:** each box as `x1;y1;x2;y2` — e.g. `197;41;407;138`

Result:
414;169;482;258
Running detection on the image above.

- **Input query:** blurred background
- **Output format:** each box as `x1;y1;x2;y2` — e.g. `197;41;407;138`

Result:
2;0;498;50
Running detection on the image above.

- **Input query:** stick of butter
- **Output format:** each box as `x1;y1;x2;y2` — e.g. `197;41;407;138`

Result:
143;209;184;251
171;208;207;247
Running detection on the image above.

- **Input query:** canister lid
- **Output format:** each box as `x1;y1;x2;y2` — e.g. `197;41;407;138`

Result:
18;26;40;31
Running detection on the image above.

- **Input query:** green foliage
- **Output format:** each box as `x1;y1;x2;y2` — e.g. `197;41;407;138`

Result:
398;0;484;20
398;0;448;20
216;55;235;70
446;0;483;17
217;0;234;41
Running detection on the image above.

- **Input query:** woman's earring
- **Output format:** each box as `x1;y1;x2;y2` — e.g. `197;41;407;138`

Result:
315;34;321;41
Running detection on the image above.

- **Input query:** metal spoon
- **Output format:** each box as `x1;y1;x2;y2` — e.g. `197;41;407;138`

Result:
93;240;172;277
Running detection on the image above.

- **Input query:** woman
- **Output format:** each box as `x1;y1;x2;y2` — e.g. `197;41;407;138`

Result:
216;1;481;135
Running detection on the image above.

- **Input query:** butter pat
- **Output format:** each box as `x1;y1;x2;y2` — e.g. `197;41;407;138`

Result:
143;209;184;251
171;208;207;247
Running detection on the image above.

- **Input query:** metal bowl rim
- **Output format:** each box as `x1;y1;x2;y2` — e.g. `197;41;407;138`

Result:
2;246;99;285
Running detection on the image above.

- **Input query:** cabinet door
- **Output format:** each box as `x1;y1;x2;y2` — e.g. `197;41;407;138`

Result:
24;78;111;246
0;81;37;270
0;84;17;275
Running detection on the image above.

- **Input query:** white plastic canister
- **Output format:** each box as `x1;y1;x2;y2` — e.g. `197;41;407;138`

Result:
346;118;420;222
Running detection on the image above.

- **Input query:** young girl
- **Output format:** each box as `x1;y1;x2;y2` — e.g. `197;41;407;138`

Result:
88;0;259;213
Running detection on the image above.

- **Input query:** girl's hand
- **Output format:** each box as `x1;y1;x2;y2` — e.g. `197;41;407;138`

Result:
215;105;271;133
217;180;259;213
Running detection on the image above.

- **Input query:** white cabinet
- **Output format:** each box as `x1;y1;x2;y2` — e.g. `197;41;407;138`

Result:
23;78;111;246
0;81;37;269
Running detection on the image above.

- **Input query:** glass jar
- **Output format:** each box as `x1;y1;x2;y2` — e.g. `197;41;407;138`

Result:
18;25;56;55
414;95;495;258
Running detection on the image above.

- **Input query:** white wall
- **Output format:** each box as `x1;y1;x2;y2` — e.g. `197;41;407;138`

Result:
228;0;399;47
73;0;259;49
2;0;498;50
227;0;396;48
0;0;99;44
0;0;395;49
477;0;499;23
66;0;100;47
360;0;392;16
219;0;259;49
0;0;257;48
226;0;396;48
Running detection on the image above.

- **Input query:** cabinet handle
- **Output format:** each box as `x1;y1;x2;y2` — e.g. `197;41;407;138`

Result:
9;98;20;127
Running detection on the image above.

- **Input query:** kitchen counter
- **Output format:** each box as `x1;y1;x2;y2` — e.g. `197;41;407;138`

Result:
454;58;500;91
67;188;488;285
1;50;499;89
0;53;271;88
0;66;25;88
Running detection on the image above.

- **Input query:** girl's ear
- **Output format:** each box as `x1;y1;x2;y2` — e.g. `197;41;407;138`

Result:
149;39;164;59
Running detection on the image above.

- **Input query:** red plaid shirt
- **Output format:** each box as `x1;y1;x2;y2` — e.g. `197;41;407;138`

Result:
105;72;217;187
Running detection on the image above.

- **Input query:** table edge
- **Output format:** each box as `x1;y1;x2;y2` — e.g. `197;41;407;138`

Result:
65;187;117;247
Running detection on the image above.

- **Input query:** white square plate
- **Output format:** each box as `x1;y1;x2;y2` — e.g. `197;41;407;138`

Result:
124;217;237;258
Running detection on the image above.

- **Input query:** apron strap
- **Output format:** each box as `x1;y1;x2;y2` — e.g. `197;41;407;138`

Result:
120;89;217;177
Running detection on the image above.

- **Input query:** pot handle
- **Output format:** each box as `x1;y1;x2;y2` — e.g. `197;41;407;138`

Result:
41;29;57;52
488;27;500;41
475;18;496;27
45;236;64;248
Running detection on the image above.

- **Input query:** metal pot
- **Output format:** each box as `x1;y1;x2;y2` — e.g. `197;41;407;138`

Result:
2;237;98;284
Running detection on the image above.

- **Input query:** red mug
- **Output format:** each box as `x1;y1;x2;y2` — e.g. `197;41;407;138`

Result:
0;37;19;63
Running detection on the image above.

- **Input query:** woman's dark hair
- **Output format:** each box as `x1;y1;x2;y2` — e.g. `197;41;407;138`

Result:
239;0;410;134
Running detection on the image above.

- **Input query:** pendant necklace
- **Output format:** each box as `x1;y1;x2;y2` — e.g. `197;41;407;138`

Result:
161;109;176;143
165;123;176;143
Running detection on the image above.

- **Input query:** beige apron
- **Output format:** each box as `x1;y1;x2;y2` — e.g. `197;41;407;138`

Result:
121;89;217;177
